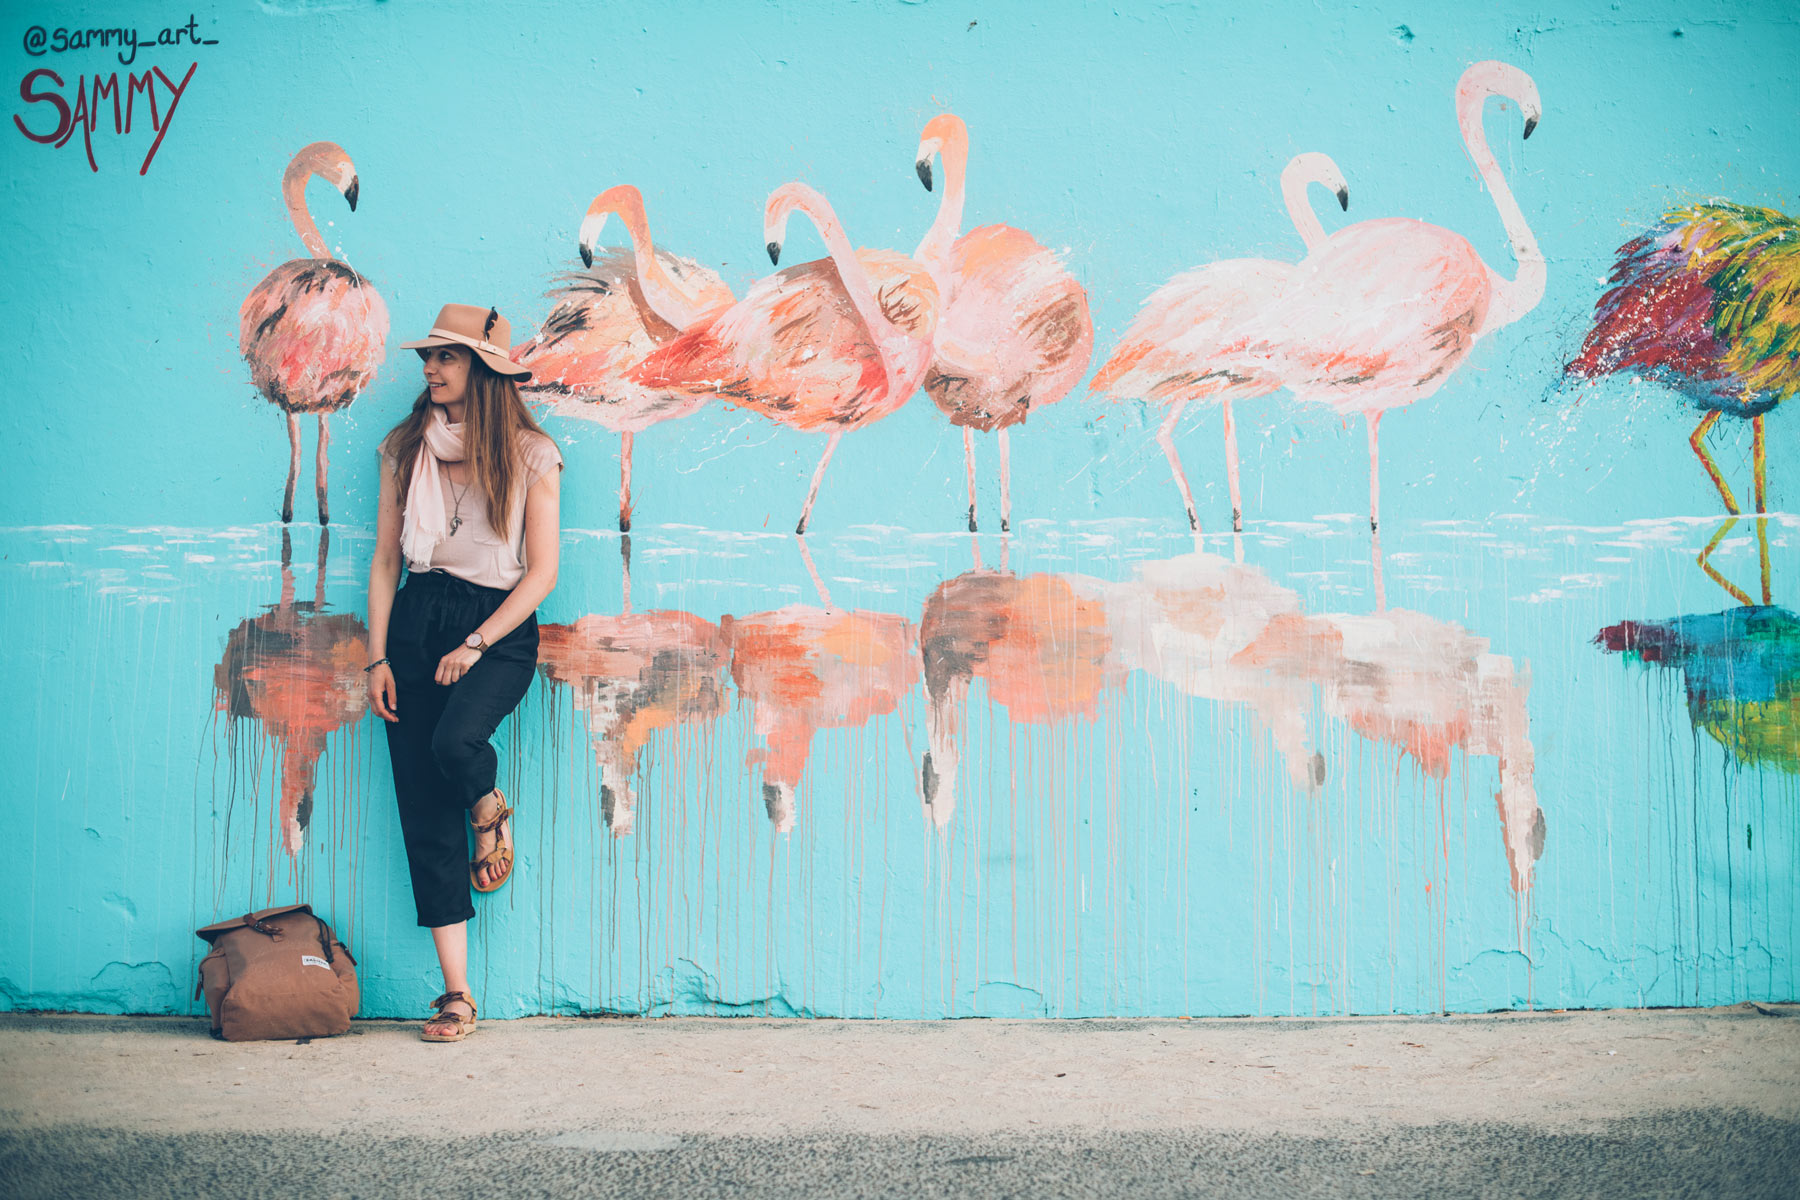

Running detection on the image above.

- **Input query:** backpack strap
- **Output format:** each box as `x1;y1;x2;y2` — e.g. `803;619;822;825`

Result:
312;915;335;964
243;912;282;938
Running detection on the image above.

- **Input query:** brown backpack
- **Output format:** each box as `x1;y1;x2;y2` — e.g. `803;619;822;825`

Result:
195;904;359;1041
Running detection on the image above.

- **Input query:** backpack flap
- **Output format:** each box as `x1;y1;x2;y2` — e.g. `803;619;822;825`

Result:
195;903;316;944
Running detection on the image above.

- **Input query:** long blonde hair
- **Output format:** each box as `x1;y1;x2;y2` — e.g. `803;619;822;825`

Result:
381;352;550;530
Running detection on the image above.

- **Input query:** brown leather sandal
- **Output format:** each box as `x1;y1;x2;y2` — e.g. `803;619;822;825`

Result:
469;790;514;894
421;991;477;1042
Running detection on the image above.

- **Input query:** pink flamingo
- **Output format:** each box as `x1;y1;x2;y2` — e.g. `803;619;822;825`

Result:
514;185;735;531
239;141;388;525
630;182;940;534
1237;62;1545;531
913;114;1094;532
1090;153;1350;532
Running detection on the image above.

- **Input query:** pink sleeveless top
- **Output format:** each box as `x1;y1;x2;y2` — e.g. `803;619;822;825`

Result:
385;432;562;590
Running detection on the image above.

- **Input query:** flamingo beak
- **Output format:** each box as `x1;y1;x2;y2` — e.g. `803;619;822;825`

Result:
767;241;782;266
916;159;933;192
1523;115;1538;140
344;175;360;212
1335;186;1350;211
580;242;594;269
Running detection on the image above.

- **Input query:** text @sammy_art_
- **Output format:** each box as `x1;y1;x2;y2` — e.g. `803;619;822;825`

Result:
12;13;219;175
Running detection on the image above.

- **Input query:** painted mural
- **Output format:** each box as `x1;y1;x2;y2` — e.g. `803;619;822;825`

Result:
1568;201;1795;516
212;529;368;857
2;1;1796;1020
238;142;388;525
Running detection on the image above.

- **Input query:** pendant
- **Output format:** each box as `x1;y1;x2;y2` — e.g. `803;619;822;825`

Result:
449;516;463;536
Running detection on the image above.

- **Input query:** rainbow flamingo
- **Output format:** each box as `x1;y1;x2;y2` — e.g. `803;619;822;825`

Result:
1090;152;1351;532
535;542;729;836
239;141;388;525
630;183;940;535
515;185;735;531
214;529;368;856
1567;201;1796;516
1237;61;1545;531
913;114;1094;532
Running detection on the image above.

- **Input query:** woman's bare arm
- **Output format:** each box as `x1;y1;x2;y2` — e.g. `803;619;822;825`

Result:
366;459;405;720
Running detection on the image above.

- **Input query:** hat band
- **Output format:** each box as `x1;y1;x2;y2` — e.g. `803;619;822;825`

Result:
429;327;509;357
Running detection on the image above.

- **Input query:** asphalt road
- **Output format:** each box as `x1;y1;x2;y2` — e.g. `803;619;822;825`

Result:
5;1111;1799;1199
3;1007;1797;1198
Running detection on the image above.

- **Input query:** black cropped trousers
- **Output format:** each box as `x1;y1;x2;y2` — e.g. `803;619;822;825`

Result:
383;569;539;928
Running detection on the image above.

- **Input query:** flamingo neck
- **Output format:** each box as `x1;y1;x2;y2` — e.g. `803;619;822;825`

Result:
617;203;695;328
282;156;331;259
1280;167;1328;252
795;199;899;365
915;135;968;268
1457;85;1544;333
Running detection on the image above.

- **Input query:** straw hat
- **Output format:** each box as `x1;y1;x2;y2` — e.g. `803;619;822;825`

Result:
401;303;531;380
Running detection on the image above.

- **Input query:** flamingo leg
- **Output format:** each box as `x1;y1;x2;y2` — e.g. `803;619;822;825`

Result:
963;427;978;532
1689;411;1741;515
1697;516;1754;607
313;527;329;608
1755;516;1772;606
619;431;634;533
281;411;301;524
796;429;844;536
315;415;331;526
620;533;633;616
1155;401;1199;532
279;526;295;602
998;428;1012;535
1751;413;1766;515
795;534;832;609
1372;525;1386;613
1366;411;1383;534
1222;395;1243;533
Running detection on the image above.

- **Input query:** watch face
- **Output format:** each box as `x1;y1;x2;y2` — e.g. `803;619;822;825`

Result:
465;634;482;648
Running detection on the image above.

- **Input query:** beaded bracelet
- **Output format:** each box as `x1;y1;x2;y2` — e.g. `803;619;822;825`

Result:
363;657;391;674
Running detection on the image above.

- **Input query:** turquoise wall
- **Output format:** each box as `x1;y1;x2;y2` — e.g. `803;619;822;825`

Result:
2;0;1795;1019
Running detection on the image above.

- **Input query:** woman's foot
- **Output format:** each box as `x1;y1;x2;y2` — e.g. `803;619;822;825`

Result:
469;789;514;892
421;990;477;1042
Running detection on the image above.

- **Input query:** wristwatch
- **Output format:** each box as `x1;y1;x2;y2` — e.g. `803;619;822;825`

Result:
464;632;489;653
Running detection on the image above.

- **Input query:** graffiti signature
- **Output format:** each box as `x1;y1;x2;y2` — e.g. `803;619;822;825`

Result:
21;15;218;67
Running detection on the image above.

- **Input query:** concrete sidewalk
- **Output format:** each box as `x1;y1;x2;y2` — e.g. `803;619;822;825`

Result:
3;1005;1798;1197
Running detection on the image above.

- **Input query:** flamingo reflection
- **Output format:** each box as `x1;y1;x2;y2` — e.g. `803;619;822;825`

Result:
919;567;1114;827
1105;552;1543;898
536;539;729;835
1595;519;1797;774
213;529;368;856
723;546;919;831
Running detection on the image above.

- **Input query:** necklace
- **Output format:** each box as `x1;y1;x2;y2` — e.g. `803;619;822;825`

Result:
448;475;471;536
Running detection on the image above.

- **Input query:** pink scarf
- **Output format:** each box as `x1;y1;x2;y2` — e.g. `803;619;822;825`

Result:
400;407;467;569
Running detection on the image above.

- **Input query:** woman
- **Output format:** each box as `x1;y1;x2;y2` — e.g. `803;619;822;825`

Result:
364;303;563;1043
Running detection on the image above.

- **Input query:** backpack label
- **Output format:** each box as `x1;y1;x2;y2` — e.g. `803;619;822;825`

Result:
301;955;331;970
